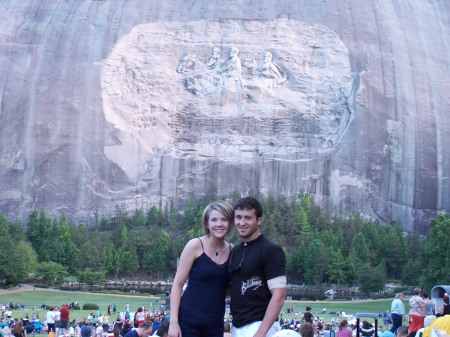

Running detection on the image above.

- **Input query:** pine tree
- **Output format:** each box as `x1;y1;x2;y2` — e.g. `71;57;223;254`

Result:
419;213;450;290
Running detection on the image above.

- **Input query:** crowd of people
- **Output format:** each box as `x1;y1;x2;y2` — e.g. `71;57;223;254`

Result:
388;288;450;337
1;197;449;337
0;305;170;337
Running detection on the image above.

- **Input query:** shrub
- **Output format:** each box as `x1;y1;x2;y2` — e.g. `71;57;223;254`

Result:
74;305;81;310
34;284;49;289
82;303;99;310
58;286;78;291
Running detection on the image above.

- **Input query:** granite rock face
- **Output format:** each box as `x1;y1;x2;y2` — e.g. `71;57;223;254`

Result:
0;1;448;233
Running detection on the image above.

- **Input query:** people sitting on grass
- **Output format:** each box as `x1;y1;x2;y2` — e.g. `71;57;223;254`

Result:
155;320;169;337
361;321;374;337
337;320;352;337
397;326;409;337
13;321;26;337
300;322;315;337
81;321;94;337
123;321;152;337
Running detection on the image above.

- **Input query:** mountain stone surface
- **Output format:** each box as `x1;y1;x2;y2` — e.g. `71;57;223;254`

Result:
0;0;448;233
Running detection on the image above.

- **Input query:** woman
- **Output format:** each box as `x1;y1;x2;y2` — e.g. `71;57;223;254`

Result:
14;321;26;337
423;292;435;316
441;295;450;316
113;325;121;337
337;320;352;337
168;201;234;337
46;306;56;334
390;293;406;334
135;307;145;327
361;321;374;337
120;322;131;337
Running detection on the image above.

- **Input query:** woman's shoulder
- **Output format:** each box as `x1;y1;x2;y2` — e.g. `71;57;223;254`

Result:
226;241;235;249
181;237;205;257
185;237;204;249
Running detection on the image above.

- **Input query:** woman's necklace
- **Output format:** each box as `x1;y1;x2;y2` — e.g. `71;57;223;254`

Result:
207;236;226;256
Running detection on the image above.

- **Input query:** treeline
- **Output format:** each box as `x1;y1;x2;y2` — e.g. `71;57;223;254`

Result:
0;189;448;295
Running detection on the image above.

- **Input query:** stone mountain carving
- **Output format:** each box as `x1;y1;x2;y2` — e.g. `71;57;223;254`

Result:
101;19;355;181
177;48;287;100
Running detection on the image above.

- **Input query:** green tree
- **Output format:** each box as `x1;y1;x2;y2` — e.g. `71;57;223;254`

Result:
71;222;90;248
78;268;106;287
283;247;293;279
26;210;52;262
358;262;386;295
78;241;102;271
420;213;450;290
0;214;37;285
144;230;170;278
406;232;423;261
349;232;370;270
35;261;68;286
342;256;357;284
53;214;79;273
303;238;328;284
290;241;306;283
168;206;179;231
10;241;38;284
8;221;26;242
0;213;14;281
379;224;407;279
337;212;364;254
327;247;345;285
181;198;202;230
102;243;120;277
298;191;311;237
110;203;130;229
146;206;165;227
360;221;380;266
131;209;145;227
401;258;422;285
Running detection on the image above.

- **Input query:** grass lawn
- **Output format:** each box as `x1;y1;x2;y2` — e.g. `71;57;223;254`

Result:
0;289;166;323
1;289;400;327
279;300;396;323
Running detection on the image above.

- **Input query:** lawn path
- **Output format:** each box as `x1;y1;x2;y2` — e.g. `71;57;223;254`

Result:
0;284;160;299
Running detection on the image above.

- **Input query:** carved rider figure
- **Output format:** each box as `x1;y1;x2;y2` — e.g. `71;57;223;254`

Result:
206;47;223;70
221;47;244;97
259;51;287;89
222;47;242;80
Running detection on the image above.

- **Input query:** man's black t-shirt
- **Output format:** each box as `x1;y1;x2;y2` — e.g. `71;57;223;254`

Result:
124;330;139;337
304;311;313;323
229;235;286;328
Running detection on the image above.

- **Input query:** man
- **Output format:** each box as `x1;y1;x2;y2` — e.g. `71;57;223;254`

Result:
397;326;409;337
81;321;94;337
59;304;70;336
303;307;313;324
155;320;169;337
124;321;153;337
409;288;426;337
229;197;286;337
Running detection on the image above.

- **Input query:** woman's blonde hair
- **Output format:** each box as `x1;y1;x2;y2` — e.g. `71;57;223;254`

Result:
202;200;234;235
